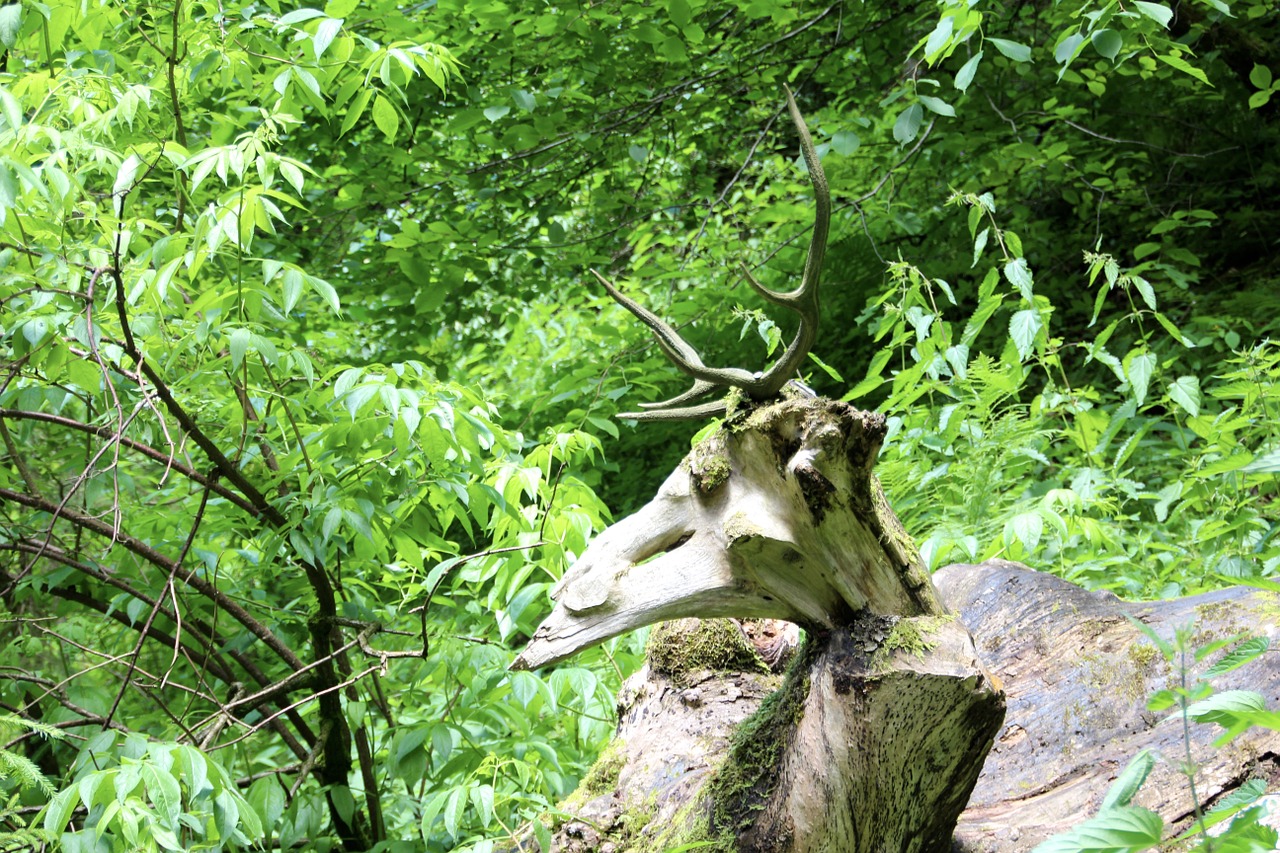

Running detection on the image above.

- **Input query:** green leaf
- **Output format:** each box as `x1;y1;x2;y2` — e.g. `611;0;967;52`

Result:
628;144;648;163
483;105;510;122
1249;64;1273;90
660;34;687;61
1125;350;1156;406
0;163;15;209
987;38;1032;63
229;327;250;369
43;787;78;835
1166;375;1200;417
1153;312;1193;347
1132;1;1173;28
1054;32;1085;66
1241;449;1280;473
1099;750;1156;811
471;783;495;826
893;103;924;145
667;0;691;29
330;785;356;826
282;267;304;313
1185;689;1267;724
0;86;21;131
923;15;954;61
420;790;450;838
431;725;454;764
1193;452;1254;478
512;89;536;112
831;130;860;155
1131;276;1157;310
955;51;982;91
918;95;956;117
1091;29;1123;61
339;88;373;136
1158;52;1211;86
961;281;1004;346
443;787;466;837
308;273;342;314
324;0;360;16
322;506;343;541
114;153;143;215
372;94;400;140
1031;806;1164;852
944;344;969;378
1004;258;1034;300
534;819;555;851
807;351;844;383
140;764;182;822
1205;637;1269;677
1007;511;1043;552
313;17;343;60
0;4;21;48
278;9;324;25
22;317;46;346
1009;309;1042;360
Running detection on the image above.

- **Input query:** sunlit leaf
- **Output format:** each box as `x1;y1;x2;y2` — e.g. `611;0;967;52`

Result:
988;37;1032;62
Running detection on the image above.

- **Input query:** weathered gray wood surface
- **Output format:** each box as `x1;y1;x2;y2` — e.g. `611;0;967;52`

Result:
937;560;1280;850
547;561;1280;852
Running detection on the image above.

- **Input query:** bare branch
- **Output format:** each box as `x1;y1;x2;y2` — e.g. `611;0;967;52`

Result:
0;487;307;672
0;408;259;515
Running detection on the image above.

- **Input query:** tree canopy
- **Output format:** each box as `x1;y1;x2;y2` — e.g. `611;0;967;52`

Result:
0;0;1276;850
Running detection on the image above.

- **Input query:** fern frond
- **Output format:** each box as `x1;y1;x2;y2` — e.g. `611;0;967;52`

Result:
0;749;54;795
0;713;64;742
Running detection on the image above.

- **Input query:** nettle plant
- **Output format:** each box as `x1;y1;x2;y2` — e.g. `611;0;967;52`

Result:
849;192;1280;597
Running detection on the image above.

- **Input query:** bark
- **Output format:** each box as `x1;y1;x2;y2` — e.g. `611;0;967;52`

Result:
546;562;1280;852
938;560;1280;850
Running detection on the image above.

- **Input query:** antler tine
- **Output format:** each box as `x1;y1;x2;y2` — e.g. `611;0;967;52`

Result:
597;85;830;419
741;85;829;398
636;378;719;410
590;268;756;387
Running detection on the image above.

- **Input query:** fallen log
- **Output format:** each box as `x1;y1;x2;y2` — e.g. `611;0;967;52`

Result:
938;560;1280;849
544;561;1280;852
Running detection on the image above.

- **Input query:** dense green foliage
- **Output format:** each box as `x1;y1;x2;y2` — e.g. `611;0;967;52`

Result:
0;0;1276;850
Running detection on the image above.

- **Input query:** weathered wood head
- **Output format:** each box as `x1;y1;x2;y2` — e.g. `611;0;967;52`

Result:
512;397;944;669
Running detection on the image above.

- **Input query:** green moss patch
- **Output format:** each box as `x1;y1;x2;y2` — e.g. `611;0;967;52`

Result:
648;619;769;684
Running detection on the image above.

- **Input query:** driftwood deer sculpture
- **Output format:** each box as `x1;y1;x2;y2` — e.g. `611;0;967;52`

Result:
512;89;1278;853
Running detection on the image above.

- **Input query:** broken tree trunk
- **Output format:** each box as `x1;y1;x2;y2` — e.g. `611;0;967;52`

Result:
544;561;1280;852
515;397;1007;851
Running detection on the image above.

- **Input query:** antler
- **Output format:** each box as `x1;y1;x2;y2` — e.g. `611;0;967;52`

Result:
594;85;830;421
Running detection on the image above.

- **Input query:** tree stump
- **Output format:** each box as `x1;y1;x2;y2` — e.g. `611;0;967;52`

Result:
515;398;1007;851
